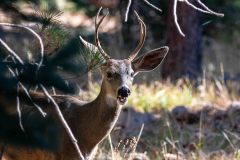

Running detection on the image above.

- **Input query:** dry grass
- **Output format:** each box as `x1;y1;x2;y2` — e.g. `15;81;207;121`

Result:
81;78;239;112
80;78;240;160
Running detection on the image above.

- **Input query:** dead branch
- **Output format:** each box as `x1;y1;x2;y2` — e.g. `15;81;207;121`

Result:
0;23;44;70
197;0;224;17
142;0;162;12
0;39;24;65
173;0;224;37
16;84;25;132
173;0;185;37
125;0;162;22
123;0;224;37
184;0;210;14
7;67;47;117
40;85;85;160
132;124;144;153
125;0;132;22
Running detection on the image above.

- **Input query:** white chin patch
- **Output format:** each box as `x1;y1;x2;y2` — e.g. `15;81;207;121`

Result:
117;96;128;105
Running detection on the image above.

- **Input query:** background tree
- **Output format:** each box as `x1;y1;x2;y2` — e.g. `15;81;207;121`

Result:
162;0;202;80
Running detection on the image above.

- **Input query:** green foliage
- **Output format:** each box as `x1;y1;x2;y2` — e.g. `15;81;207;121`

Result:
234;150;240;159
35;9;63;29
78;47;105;73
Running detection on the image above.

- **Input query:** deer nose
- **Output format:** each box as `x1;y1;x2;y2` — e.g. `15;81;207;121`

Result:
118;86;131;97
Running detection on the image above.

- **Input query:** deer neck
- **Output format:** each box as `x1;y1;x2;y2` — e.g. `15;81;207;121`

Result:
92;80;122;129
95;80;121;113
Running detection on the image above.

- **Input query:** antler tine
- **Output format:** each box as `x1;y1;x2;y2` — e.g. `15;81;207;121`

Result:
95;7;111;60
128;11;146;61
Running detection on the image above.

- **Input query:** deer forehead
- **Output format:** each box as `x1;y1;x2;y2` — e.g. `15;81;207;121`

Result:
103;59;133;74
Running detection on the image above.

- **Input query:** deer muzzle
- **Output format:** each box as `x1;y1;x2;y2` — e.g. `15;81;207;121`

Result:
117;86;131;105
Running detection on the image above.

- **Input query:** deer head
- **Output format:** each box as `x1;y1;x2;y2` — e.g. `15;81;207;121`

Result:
80;7;169;105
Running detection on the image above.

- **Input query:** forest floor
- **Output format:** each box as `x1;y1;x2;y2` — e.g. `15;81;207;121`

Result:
80;79;240;160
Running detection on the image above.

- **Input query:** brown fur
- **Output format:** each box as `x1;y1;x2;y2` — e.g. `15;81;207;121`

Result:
2;60;131;160
2;47;168;160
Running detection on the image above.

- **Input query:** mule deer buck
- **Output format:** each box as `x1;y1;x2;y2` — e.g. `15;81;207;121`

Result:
2;8;168;160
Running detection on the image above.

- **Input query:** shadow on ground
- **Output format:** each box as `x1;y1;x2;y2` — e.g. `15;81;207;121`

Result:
107;102;240;159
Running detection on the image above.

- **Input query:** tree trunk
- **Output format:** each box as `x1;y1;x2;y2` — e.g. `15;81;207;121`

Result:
162;0;202;80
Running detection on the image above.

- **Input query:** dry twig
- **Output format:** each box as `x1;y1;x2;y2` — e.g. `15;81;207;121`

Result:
132;124;144;153
7;67;47;117
40;85;85;160
0;39;24;65
16;90;25;132
125;0;162;22
0;23;44;70
142;0;162;12
0;29;46;116
125;0;132;22
0;23;47;128
173;0;185;37
173;0;224;37
184;0;210;14
197;0;224;17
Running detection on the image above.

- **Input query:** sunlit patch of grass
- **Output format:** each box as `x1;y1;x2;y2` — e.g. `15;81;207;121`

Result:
128;79;238;112
234;150;240;159
80;78;239;112
127;82;196;112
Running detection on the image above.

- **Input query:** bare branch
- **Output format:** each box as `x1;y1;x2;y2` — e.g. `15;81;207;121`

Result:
40;85;85;160
0;23;44;70
16;86;25;132
125;0;132;22
8;67;47;117
173;0;185;37
142;0;162;12
0;38;24;65
197;0;224;17
173;0;224;37
184;0;210;14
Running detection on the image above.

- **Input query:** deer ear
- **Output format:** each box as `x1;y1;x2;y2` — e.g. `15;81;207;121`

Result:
132;46;169;75
79;36;98;53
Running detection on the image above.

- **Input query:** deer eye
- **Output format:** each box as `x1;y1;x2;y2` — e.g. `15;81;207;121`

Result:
106;71;114;79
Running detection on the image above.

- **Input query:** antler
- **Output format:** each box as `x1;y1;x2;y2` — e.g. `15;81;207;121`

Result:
95;7;111;60
128;11;146;61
